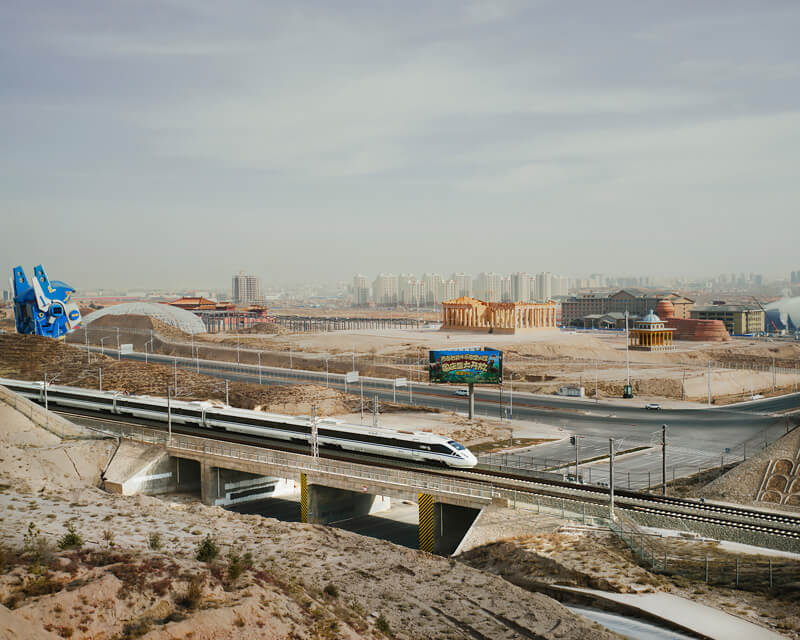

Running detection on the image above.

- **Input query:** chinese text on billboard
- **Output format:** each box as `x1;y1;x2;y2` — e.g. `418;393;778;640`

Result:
428;349;503;384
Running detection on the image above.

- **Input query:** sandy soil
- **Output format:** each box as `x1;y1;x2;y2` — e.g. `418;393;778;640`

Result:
0;398;621;640
79;311;800;403
461;530;800;638
697;426;800;511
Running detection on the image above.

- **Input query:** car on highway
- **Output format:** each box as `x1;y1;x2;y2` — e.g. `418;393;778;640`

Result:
455;388;469;397
644;403;662;410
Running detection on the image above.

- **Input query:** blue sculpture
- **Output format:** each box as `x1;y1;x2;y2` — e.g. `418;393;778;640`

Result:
11;265;82;338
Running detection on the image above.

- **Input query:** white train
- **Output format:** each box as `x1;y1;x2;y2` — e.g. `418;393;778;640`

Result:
0;378;477;468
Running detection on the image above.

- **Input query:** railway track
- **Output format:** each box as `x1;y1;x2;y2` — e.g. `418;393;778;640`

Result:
54;407;800;543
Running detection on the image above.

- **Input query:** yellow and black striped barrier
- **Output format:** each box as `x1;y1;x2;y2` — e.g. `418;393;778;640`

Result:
300;473;308;523
418;493;435;552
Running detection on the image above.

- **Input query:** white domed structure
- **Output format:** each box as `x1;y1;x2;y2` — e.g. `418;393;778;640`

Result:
82;302;206;334
765;297;800;332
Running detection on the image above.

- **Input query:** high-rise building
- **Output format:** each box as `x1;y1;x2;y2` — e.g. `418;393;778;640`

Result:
552;275;570;297
422;273;443;305
511;272;532;302
535;272;552;302
352;274;370;306
372;274;399;306
231;272;262;305
500;276;513;302
452;273;472;298
398;275;425;307
475;272;502;301
440;279;457;301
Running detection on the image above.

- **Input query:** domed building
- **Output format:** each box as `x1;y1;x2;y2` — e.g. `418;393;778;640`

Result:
656;300;730;342
629;310;675;351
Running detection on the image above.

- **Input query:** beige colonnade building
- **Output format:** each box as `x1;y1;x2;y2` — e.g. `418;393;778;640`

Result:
441;296;558;334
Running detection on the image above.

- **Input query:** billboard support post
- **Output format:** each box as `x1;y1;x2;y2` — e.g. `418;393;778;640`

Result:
468;383;475;420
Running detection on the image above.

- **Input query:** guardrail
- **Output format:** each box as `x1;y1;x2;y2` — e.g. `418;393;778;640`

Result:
108;422;494;503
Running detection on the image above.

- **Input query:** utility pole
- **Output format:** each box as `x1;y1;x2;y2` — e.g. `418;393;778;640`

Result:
662;424;667;496
571;435;580;482
468;383;475;420
609;438;615;519
167;384;172;445
310;405;319;462
510;372;513;420
625;310;630;387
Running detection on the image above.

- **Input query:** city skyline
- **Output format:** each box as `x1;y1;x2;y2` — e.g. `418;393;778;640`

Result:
2;2;799;288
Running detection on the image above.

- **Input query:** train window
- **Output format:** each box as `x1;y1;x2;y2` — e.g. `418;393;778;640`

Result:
448;441;466;450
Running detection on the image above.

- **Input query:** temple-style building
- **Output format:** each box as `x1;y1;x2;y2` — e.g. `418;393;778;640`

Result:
629;310;676;351
441;296;557;333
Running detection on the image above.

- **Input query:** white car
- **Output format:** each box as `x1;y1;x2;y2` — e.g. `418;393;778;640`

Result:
645;403;662;410
455;389;469;397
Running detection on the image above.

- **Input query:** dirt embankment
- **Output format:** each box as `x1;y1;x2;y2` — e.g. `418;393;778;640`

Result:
461;531;800;638
0;399;619;640
0;333;360;417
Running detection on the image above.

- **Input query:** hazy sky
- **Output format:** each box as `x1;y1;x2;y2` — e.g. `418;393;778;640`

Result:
2;1;799;289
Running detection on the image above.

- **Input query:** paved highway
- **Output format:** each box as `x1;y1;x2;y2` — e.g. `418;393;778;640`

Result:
99;348;800;482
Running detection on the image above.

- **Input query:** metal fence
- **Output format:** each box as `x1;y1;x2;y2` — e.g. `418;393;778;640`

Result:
114;423;494;503
480;422;799;492
610;510;799;591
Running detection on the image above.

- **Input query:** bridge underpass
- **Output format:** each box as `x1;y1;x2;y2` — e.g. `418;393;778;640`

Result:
104;427;490;554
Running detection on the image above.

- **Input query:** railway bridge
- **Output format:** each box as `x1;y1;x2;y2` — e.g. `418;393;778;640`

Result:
101;425;494;554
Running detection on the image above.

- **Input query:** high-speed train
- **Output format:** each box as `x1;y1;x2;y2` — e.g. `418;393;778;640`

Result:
0;378;477;468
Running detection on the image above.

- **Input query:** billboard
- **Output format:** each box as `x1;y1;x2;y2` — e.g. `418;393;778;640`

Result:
429;349;503;384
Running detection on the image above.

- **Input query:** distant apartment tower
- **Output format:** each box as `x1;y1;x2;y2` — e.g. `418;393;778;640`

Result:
398;275;425;306
511;272;532;302
422;273;443;305
452;273;472;298
231;272;261;305
500;275;513;302
475;272;502;302
535;272;552;302
372;274;399;306
352;274;370;306
440;279;457;301
552;275;570;297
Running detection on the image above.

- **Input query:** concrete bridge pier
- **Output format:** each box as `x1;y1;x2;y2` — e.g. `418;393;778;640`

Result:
299;474;391;525
200;463;296;507
418;493;482;555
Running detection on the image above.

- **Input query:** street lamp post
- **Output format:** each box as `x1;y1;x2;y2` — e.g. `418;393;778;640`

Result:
145;339;154;364
325;359;329;388
100;336;109;356
98;368;102;392
116;327;120;361
662;424;668;496
609;438;616;519
225;379;229;406
258;352;262;384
